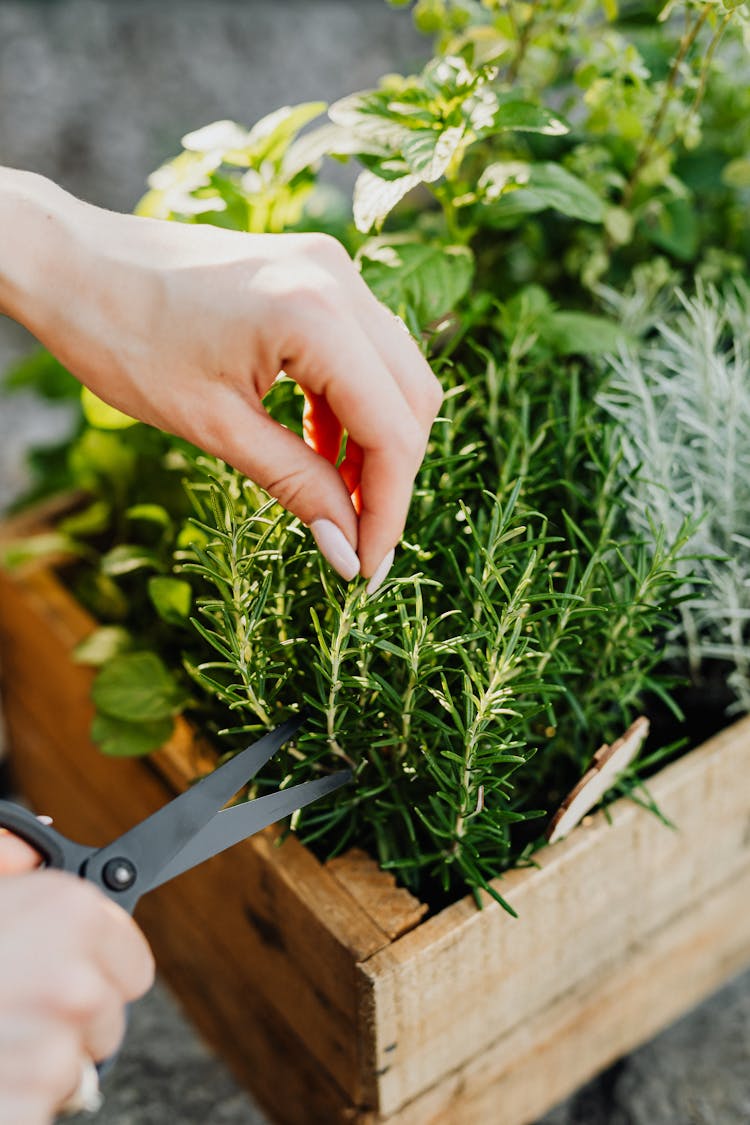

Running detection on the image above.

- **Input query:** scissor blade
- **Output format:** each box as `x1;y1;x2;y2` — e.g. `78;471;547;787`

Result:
87;716;305;892
147;770;352;890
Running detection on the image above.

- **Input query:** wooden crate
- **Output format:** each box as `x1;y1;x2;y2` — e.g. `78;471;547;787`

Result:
2;512;750;1125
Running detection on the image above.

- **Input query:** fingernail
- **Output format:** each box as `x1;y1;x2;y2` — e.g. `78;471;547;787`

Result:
310;519;360;582
366;549;395;596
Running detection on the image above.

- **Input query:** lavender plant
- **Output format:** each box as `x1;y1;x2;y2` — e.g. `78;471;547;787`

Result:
599;279;750;714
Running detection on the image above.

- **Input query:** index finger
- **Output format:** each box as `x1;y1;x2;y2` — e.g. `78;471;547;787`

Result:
286;315;427;575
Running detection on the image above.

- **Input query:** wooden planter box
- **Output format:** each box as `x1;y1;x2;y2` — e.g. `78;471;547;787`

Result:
2;504;750;1125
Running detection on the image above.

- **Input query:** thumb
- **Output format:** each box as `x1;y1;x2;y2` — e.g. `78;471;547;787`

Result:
0;830;41;875
217;402;361;581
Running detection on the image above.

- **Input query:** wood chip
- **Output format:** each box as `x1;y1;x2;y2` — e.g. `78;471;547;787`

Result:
546;716;650;845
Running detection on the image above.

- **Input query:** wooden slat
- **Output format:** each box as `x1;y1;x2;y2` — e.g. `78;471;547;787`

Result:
381;863;750;1125
363;715;750;1116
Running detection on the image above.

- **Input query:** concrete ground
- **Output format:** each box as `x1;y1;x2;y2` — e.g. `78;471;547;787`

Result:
0;2;748;1122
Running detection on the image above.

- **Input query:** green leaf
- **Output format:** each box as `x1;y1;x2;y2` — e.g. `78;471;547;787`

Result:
74;626;133;667
359;239;474;326
58;501;112;539
100;544;162;577
125;504;173;528
481;163;606;225
81;387;137;430
538;311;629;356
641;197;698;262
91;712;174;757
92;652;188;722
488;101;569;137
68;429;138;490
1;532;80;569
400;125;465;181
353;170;421;233
148;576;193;624
722;157;750;188
3;350;80;400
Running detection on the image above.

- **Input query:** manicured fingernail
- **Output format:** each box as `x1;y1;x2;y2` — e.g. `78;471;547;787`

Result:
310;519;360;582
366;549;395;596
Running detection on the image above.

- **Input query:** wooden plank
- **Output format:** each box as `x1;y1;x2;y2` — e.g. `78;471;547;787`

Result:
0;563;390;1107
381;862;750;1125
327;849;428;941
364;716;750;1115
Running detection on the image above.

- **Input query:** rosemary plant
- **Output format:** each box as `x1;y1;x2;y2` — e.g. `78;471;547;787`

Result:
171;334;689;909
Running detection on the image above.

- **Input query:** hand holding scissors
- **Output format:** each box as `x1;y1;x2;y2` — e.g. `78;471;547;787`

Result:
0;715;350;1118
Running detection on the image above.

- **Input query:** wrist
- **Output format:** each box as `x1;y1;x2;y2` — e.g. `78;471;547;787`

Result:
0;168;85;331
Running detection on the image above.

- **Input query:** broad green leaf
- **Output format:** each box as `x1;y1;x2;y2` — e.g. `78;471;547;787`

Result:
3;350;79;400
641;197;698;262
148;576;193;624
1;532;80;569
244;102;327;165
401;125;465;181
353;170;421;232
74;626;133;667
59;501;111;539
91;712;174;757
359;239;474;326
487;101;569;137
100;544;162;577
68;429;138;489
539;311;628;356
722;157;750;188
92;652;188;722
481;162;605;224
125;504;172;528
81;387;137;430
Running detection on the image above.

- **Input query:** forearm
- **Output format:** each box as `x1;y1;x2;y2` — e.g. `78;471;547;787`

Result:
0;167;83;332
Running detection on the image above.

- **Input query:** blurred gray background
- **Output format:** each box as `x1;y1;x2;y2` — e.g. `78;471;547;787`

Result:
0;2;747;1122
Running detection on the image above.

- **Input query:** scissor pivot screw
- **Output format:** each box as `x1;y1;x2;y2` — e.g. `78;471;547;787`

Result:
103;858;137;892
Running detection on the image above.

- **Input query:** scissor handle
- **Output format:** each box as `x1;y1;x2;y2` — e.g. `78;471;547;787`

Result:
0;800;68;868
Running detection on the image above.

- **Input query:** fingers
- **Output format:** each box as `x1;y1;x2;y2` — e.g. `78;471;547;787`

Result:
284;241;441;575
285;313;428;575
347;275;444;432
0;829;41;875
0;872;153;1050
0;1014;81;1125
208;393;360;569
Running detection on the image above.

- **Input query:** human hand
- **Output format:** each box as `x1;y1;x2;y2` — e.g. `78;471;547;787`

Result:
0;170;442;586
0;832;154;1125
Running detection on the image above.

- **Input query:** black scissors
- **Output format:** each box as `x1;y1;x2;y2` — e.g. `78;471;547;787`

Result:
0;712;350;915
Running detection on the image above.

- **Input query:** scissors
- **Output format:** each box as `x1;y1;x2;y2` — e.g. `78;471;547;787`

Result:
0;714;349;909
0;714;350;1088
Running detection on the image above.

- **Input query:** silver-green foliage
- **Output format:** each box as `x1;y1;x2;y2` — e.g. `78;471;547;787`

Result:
599;281;750;712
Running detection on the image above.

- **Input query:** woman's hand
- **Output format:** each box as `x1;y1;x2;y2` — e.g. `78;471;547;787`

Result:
0;831;154;1125
0;169;442;586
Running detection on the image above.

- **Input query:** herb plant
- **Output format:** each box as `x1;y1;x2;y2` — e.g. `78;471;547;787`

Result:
4;0;749;909
599;278;750;715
